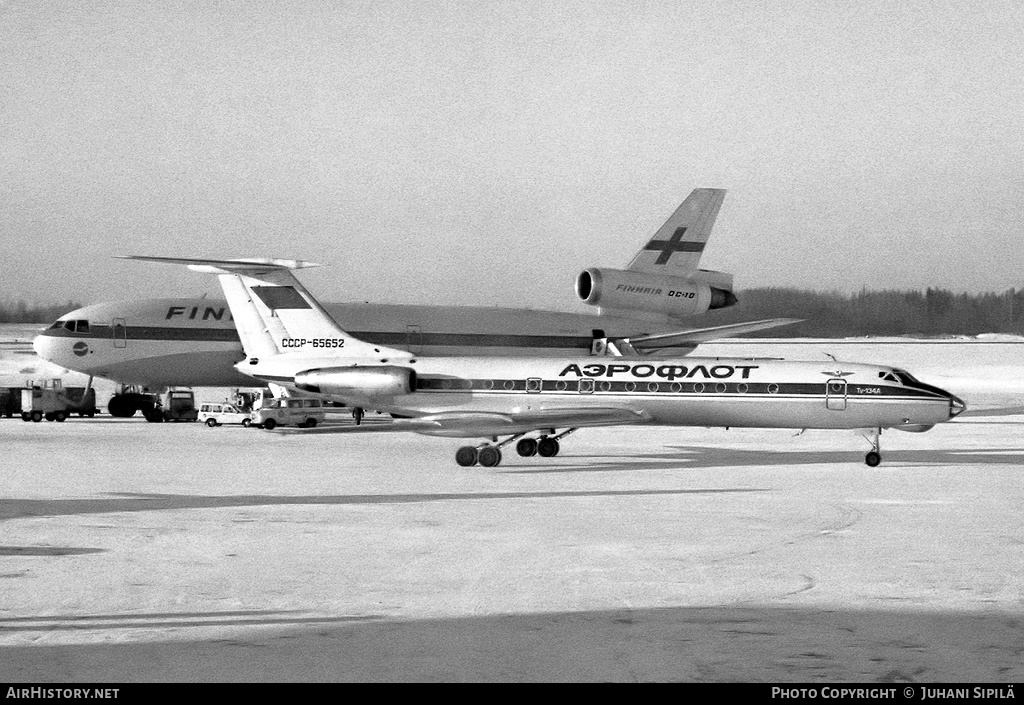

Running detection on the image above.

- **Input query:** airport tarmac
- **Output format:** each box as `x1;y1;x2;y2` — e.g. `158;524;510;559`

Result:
1;407;1022;682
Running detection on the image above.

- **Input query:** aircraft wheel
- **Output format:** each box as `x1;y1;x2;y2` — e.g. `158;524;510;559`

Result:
44;413;55;422
107;396;136;418
31;411;43;422
865;451;881;467
478;446;502;467
241;418;251;427
21;413;30;422
538;438;560;457
263;418;277;431
206;418;218;428
516;438;538;457
54;412;66;422
455;446;478;467
145;409;163;423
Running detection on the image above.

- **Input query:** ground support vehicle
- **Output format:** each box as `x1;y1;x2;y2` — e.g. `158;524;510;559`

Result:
251;398;325;430
19;382;99;422
198;402;252;427
143;390;199;423
1;388;22;418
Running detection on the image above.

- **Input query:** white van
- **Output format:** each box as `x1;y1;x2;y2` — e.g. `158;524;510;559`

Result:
198;402;252;427
252;398;325;430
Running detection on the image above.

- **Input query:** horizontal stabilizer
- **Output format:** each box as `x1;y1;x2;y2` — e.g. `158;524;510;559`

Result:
629;318;801;351
279;406;650;439
118;256;320;273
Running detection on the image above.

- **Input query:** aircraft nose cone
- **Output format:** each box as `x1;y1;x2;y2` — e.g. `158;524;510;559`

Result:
949;394;967;418
32;334;53;361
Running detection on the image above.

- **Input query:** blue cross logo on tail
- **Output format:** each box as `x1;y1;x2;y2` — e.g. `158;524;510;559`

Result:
643;227;706;265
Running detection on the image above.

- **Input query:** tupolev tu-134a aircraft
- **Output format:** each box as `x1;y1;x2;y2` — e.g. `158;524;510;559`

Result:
125;256;965;468
35;189;796;418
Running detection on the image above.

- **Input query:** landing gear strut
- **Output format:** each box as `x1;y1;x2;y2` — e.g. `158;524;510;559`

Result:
863;427;882;467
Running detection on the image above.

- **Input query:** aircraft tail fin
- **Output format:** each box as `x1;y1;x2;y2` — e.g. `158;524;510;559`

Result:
120;256;410;360
626;188;726;274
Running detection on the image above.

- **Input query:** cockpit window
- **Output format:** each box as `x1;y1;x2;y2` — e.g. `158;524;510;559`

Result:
879;371;901;383
61;320;89;334
49;320;65;330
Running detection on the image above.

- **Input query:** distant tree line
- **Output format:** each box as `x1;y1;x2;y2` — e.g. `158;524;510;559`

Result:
0;300;80;323
711;287;1024;337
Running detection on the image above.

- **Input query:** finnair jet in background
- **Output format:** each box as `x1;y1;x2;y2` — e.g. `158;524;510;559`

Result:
35;189;793;416
125;256;964;468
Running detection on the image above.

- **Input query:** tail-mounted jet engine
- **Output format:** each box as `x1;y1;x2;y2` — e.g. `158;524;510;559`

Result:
293;365;416;401
576;268;737;318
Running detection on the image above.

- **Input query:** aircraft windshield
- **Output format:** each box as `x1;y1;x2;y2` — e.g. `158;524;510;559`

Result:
893;368;920;383
51;319;90;333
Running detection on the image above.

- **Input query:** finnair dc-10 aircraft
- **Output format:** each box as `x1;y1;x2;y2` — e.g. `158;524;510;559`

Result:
35;189;793;417
126;256;965;468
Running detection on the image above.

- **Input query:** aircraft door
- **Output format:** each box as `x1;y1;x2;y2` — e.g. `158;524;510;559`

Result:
826;378;847;411
112;318;127;349
405;325;422;354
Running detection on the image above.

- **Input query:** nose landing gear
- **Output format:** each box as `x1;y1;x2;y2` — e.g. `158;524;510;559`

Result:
863;427;882;467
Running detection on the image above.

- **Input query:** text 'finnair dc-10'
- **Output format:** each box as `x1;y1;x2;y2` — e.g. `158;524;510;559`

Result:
125;255;965;468
34;189;795;417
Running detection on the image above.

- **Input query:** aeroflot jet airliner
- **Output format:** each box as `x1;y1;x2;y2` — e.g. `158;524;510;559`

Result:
34;189;794;416
126;256;965;468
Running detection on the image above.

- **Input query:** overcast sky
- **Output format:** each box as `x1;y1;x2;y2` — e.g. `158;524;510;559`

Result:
2;0;1022;311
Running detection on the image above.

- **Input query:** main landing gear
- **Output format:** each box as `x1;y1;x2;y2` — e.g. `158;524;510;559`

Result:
863;427;882;467
456;429;578;467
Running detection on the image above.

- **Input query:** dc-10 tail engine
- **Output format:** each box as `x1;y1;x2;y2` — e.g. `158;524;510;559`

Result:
294;365;416;403
576;267;737;318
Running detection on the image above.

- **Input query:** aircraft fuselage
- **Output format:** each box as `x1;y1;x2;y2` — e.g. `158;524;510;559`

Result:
33;298;673;388
248;354;964;436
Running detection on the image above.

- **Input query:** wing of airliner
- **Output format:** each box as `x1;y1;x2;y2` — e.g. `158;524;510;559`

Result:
282;406;652;438
628;317;801;351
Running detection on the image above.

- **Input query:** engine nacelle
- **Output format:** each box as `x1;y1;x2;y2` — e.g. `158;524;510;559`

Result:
293;365;416;400
576;268;737;318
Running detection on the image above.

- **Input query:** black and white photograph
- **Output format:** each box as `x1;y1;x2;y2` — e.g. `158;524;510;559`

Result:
1;0;1022;685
